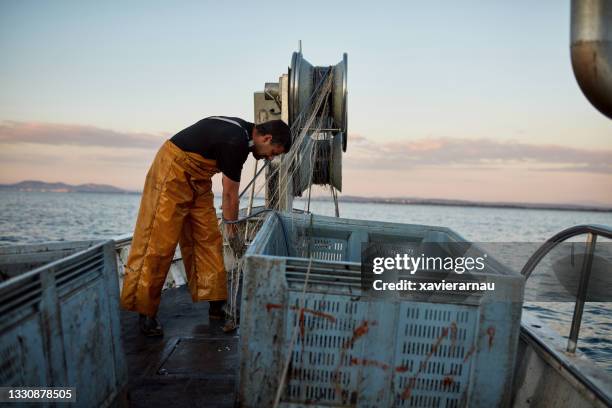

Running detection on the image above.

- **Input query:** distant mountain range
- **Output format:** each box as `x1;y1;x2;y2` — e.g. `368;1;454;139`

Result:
0;180;132;194
1;180;610;212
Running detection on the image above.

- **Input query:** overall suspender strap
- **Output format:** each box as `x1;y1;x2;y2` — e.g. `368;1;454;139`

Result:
208;116;254;148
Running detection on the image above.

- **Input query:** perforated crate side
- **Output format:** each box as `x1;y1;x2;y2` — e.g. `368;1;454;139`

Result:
239;254;289;407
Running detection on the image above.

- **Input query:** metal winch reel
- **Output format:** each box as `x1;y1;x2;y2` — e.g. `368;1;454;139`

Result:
289;52;348;149
253;49;348;212
289;52;347;198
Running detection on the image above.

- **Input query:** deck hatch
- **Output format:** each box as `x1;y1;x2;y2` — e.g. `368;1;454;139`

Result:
158;337;239;377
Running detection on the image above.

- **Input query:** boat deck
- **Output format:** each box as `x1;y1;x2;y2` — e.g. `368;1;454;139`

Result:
120;286;238;407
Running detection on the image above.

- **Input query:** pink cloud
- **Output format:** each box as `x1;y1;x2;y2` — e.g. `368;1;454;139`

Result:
0;121;166;149
345;134;612;174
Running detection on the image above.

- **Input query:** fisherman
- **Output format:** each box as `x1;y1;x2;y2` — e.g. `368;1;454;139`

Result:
120;116;292;336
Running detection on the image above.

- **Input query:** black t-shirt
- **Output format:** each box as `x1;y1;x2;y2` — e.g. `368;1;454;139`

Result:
170;116;254;182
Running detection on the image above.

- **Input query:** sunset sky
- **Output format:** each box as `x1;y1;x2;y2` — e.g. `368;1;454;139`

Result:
1;1;611;205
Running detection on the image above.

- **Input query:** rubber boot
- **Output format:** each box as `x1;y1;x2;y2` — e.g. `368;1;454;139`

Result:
208;300;226;320
139;314;164;337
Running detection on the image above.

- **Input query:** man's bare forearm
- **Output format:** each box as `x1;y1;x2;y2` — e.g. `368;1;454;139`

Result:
222;191;239;222
221;175;241;236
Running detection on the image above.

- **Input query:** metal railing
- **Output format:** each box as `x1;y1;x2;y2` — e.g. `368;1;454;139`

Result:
521;224;612;353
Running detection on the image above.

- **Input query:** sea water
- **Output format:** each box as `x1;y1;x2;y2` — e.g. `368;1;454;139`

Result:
1;191;611;372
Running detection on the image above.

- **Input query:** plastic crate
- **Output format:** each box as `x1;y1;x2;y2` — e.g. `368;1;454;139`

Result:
238;213;524;408
0;241;127;406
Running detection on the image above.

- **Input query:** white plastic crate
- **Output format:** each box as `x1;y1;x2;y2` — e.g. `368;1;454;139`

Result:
238;213;524;407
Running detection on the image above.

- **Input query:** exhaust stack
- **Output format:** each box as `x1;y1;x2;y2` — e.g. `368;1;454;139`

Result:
571;0;612;119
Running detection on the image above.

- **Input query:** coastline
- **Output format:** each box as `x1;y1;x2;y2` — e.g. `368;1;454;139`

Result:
2;187;610;213
335;195;612;213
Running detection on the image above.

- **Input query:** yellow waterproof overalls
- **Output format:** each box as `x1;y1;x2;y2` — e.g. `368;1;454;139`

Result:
120;140;226;317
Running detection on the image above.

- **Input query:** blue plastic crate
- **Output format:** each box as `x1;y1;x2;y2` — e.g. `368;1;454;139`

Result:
239;213;524;407
0;241;127;407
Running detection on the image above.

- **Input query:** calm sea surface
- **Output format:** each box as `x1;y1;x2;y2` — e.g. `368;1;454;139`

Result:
1;191;611;372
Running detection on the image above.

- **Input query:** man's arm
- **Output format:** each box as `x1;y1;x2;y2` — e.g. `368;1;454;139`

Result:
222;175;240;235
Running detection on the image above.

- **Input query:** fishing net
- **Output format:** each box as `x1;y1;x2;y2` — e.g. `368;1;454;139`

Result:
220;69;342;332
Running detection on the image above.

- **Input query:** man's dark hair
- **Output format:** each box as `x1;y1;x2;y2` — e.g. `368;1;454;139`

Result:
255;120;292;152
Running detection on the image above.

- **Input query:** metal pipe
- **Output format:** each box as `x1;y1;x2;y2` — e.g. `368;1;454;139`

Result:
264;82;280;99
244;160;259;241
521;224;612;278
571;0;612;119
331;187;340;217
519;225;612;353
246;160;258;216
567;233;597;353
238;160;269;200
306;182;312;213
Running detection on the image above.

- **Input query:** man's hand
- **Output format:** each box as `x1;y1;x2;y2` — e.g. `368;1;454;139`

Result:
227;233;245;257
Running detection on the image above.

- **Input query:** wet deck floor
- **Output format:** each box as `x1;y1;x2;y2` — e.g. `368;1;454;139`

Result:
120;286;238;407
